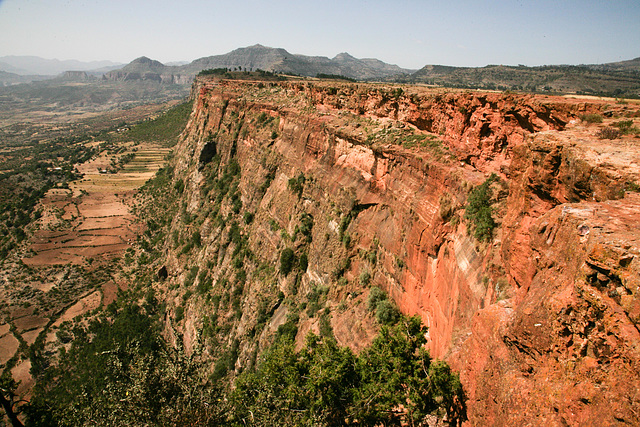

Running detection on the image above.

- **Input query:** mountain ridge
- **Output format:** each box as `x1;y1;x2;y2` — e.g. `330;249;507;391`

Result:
405;57;640;97
103;45;640;97
0;55;123;76
4;47;639;97
104;44;414;82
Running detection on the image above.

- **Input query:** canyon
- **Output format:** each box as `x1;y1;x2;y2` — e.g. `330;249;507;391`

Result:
161;76;640;425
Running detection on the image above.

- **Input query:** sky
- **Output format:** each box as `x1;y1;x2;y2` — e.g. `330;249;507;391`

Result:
0;0;639;69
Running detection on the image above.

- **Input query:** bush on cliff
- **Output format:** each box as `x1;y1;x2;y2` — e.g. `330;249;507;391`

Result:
367;286;402;325
464;174;498;242
280;247;295;275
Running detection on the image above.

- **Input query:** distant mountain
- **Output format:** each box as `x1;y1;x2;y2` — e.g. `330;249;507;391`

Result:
585;57;640;73
0;61;28;75
104;56;191;84
117;56;166;73
405;58;640;98
0;56;123;76
0;70;51;86
104;45;414;83
165;61;191;67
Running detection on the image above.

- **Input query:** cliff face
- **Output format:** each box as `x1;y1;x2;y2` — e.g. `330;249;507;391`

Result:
164;77;640;425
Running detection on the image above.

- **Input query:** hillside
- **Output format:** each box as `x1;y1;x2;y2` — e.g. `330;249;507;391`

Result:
406;58;640;98
104;44;414;83
116;76;639;425
0;70;51;87
170;78;640;425
0;56;122;76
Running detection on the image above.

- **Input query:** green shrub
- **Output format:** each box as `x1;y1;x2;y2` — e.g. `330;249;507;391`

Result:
580;113;603;124
198;68;228;76
287;173;306;198
228;221;241;245
367;286;387;312
464;174;498;242
359;270;371;286
367;286;400;324
596;126;621;140
280;248;295;275
175;305;184;323
298;213;314;243
191;230;201;247
375;299;401;325
197;276;213;294
174;179;185;194
625;181;640;192
332;257;351;279
256;112;270;126
612;119;639;135
298;253;308;272
243;211;254;224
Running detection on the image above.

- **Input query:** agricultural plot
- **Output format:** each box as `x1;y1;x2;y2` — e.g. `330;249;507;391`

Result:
22;144;170;266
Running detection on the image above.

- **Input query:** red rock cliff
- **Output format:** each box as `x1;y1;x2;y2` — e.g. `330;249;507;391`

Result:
172;77;640;425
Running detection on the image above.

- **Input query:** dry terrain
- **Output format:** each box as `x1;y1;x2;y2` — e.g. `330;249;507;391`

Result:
23;143;169;266
0;113;172;410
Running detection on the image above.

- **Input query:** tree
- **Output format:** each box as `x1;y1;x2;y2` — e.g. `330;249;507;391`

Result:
300;335;359;424
352;316;466;425
0;375;25;427
232;337;308;426
232;316;467;426
25;304;225;426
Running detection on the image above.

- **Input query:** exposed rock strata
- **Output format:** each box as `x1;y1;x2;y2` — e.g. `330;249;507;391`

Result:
167;77;640;425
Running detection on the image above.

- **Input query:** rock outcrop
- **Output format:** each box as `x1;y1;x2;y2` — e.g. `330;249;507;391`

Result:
164;76;640;425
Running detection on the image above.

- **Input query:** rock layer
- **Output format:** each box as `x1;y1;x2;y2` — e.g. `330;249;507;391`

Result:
168;77;640;425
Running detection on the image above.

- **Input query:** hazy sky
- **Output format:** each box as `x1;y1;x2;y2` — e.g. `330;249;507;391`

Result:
1;0;639;69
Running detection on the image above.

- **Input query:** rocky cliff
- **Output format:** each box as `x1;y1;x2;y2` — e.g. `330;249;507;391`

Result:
157;76;640;425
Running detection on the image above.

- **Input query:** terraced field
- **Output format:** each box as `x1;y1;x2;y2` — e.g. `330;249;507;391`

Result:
23;144;171;266
0;141;172;409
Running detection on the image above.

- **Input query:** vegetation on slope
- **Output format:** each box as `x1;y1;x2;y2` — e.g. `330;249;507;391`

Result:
1;81;469;426
233;316;465;426
404;62;640;98
24;297;465;426
25;300;225;426
117;100;193;147
464;174;499;242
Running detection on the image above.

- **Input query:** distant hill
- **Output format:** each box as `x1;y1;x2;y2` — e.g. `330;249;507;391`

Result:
0;70;51;87
104;45;414;83
0;56;123;76
405;57;640;98
0;76;189;112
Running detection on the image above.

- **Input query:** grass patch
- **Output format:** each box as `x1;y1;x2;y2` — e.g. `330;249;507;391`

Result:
580;113;603;124
119;100;193;147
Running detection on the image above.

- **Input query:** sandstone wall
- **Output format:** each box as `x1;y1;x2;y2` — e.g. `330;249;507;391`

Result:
167;78;640;425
